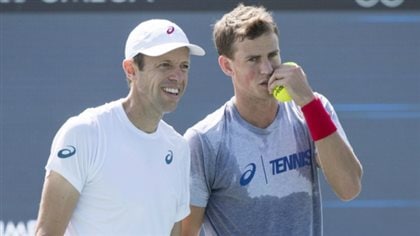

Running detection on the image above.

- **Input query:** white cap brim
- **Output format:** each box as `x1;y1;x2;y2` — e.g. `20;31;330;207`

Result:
134;42;205;57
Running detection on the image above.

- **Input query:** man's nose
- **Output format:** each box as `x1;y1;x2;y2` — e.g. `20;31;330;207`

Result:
169;68;186;81
260;59;274;75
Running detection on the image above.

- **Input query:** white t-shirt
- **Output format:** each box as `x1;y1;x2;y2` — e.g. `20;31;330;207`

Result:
46;99;190;236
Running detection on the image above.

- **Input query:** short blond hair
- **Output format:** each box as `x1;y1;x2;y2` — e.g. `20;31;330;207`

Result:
213;3;278;58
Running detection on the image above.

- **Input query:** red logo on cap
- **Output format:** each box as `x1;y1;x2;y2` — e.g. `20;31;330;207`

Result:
167;26;175;34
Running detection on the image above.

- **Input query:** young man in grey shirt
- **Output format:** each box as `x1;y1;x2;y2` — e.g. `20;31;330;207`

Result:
182;4;363;236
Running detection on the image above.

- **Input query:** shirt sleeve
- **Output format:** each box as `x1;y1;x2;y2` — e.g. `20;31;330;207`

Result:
183;128;213;208
45;116;98;193
174;141;191;221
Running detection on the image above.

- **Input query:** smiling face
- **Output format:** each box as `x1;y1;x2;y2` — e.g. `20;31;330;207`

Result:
128;47;191;116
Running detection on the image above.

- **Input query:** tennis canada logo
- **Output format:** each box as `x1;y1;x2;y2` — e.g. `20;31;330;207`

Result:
240;149;312;186
355;0;404;8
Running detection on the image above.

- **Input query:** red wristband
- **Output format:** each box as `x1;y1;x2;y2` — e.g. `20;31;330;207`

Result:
301;98;337;141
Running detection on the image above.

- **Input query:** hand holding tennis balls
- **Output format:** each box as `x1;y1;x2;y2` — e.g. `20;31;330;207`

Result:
272;62;298;102
272;84;292;102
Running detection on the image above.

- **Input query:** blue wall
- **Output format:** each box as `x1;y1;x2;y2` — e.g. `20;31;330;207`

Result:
1;10;420;235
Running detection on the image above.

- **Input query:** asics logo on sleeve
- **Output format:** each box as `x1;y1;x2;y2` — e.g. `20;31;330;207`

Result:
165;150;173;164
57;145;76;158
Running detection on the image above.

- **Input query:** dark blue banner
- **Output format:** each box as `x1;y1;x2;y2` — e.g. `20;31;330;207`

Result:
1;0;418;12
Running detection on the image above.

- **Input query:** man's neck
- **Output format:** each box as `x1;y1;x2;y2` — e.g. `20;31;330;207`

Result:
233;96;279;129
122;96;162;134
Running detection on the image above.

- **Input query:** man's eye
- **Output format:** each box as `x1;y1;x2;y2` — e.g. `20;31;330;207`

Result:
249;57;257;62
181;64;190;70
159;63;171;68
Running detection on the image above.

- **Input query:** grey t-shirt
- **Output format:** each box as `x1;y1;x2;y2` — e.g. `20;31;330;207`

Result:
184;95;348;236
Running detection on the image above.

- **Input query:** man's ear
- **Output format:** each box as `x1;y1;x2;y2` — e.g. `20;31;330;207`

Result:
122;59;136;81
218;55;234;77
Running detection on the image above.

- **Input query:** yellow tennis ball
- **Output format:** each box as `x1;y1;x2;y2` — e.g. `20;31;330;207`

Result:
272;61;298;102
273;86;292;102
284;61;298;67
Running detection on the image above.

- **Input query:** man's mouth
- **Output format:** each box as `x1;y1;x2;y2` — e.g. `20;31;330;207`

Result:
259;80;269;86
163;87;180;95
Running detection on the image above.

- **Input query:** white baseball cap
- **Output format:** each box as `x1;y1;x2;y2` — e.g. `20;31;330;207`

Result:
124;19;205;59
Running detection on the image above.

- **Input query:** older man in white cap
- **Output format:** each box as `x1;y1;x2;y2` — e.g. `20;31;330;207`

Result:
35;19;205;236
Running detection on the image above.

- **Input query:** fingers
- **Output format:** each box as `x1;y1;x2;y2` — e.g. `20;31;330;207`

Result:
268;62;315;106
268;62;300;93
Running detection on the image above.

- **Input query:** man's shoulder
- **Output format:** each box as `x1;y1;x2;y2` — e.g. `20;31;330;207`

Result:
187;101;229;136
61;100;121;133
159;120;186;142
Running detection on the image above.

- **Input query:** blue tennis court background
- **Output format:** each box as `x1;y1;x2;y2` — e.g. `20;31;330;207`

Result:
1;8;420;236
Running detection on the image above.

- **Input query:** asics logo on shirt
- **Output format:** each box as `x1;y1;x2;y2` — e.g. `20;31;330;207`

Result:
165;150;173;164
57;145;76;158
240;163;256;186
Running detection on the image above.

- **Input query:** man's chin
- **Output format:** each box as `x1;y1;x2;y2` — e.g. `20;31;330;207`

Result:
162;105;178;114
